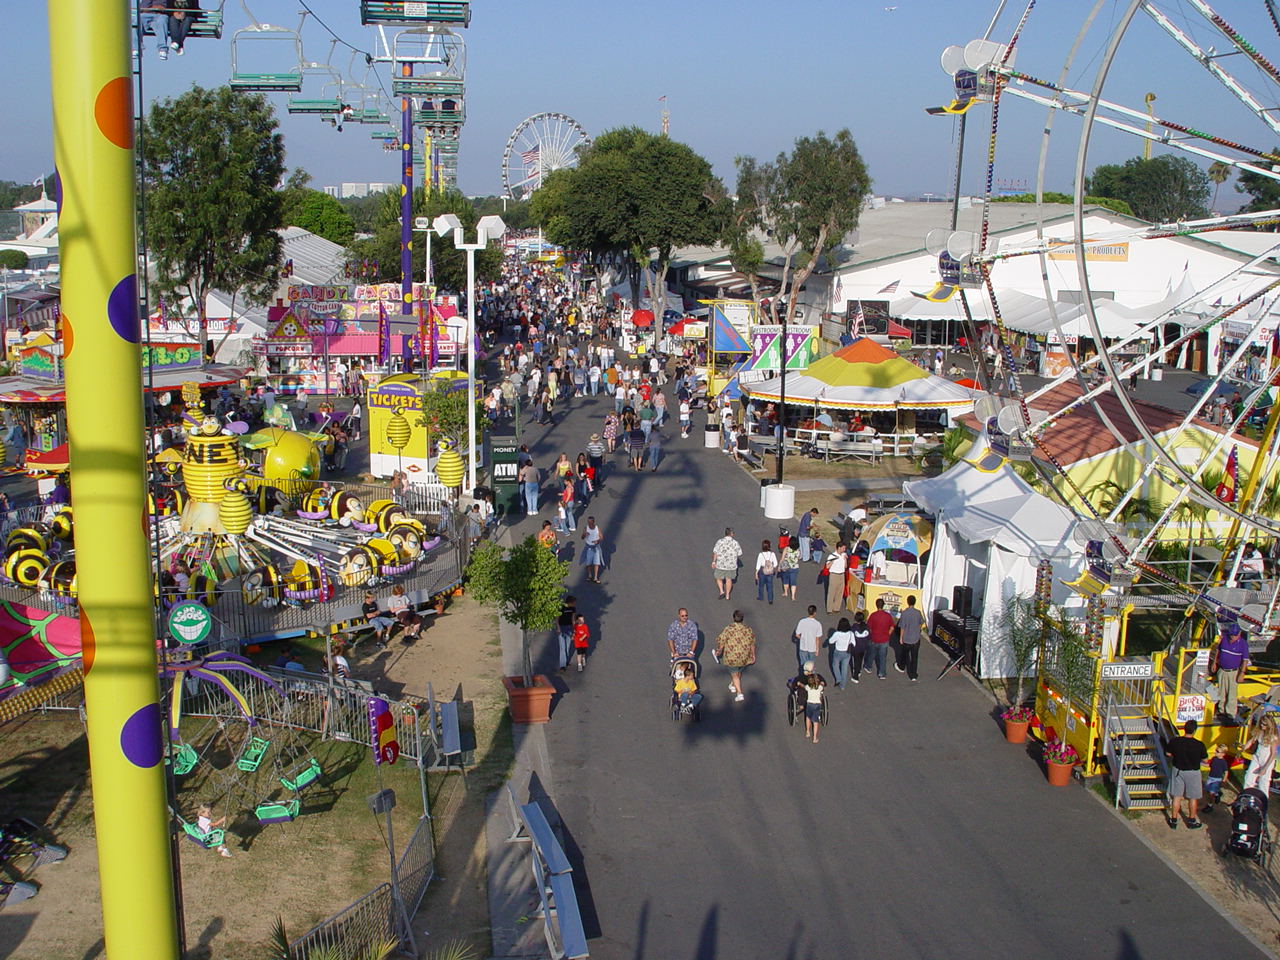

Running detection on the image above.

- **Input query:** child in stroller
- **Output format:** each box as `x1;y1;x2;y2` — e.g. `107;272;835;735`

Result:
671;657;702;720
1222;787;1271;867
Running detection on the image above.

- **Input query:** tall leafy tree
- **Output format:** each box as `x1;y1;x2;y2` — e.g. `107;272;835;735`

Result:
1207;161;1231;214
345;187;501;296
529;126;721;321
1235;152;1280;221
141;85;286;344
733;129;872;330
1085;155;1209;222
280;188;356;245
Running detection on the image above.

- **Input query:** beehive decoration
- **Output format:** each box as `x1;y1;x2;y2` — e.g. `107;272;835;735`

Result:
218;488;253;535
434;437;465;488
385;409;411;450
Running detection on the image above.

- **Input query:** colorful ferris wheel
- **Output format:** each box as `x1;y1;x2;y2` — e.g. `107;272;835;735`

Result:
501;112;592;200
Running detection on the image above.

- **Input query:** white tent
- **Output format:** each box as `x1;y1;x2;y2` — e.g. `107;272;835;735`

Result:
891;289;1145;339
904;437;1085;678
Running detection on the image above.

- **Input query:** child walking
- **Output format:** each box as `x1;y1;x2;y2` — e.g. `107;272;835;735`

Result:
1203;743;1230;813
572;613;591;671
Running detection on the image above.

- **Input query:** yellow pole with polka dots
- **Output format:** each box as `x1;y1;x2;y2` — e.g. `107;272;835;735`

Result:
49;3;180;956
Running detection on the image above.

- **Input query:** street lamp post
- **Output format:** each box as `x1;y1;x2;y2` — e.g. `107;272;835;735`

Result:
433;213;506;494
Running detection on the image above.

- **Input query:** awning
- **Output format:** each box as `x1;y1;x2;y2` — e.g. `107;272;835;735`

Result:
0;365;249;404
26;443;69;474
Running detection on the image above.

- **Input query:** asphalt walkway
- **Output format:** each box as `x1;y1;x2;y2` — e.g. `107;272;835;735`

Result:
498;384;1270;960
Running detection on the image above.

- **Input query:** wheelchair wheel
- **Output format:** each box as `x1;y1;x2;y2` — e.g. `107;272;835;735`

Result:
818;694;830;726
786;687;799;726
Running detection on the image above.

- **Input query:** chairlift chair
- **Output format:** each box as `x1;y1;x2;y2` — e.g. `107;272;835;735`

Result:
229;6;304;92
138;1;226;40
415;99;465;126
361;1;472;27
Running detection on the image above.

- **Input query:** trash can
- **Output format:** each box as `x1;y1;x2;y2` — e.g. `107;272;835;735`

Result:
764;482;796;520
704;423;720;449
759;477;777;508
1150;366;1164;382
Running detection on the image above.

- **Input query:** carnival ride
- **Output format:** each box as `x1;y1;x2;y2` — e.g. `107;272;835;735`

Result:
922;2;1280;789
930;2;1280;625
501;112;592;200
0;386;438;606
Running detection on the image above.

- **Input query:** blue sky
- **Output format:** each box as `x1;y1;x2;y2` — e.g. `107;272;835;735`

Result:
5;2;1277;203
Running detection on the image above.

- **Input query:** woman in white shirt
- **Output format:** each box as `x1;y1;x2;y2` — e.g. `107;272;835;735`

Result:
828;617;856;689
755;539;779;605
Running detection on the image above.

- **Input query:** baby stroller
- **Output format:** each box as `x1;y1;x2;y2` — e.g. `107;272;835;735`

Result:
670;657;702;722
1221;787;1272;868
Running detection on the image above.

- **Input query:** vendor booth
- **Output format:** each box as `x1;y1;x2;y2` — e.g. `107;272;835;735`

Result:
903;434;1086;679
846;511;933;616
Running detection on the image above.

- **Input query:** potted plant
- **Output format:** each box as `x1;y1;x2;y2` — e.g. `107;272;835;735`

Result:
998;595;1041;743
466;536;568;724
1042;738;1080;786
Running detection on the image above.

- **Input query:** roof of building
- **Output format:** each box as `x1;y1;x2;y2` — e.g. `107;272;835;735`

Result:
279;226;347;285
958;379;1252;466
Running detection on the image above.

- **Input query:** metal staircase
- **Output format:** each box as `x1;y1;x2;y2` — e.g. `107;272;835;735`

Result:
1105;707;1169;809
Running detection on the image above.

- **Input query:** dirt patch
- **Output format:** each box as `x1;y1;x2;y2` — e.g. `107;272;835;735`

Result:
0;592;511;960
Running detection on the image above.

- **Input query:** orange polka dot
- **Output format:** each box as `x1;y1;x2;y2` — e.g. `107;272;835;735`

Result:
61;314;74;358
94;77;133;150
80;610;96;675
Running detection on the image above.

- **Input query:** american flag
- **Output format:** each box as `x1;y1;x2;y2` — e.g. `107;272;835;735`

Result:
851;299;866;335
521;146;540;166
877;280;900;295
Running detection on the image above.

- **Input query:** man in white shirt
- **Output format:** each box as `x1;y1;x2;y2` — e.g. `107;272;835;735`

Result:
825;543;849;614
588;363;602;396
793;606;824;670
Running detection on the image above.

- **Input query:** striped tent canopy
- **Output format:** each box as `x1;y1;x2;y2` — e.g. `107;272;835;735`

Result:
743;337;975;411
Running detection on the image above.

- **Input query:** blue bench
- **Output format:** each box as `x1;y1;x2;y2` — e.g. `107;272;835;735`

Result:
515;797;589;959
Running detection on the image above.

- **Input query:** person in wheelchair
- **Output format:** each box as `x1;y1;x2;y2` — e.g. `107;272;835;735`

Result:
788;661;828;742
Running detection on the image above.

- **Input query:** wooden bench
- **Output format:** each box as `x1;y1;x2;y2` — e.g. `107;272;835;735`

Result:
821;438;883;464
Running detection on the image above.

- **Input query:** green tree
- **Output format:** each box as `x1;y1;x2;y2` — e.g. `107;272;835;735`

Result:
471;194;531;230
338;193;386;234
529;126;721;322
1207;161;1232;214
346;187;501;296
281;188;356;245
989;192;1134;217
1235;152;1280;220
733;130;872;332
466;536;568;685
0;250;28;270
1085;155;1209;222
141;85;285;344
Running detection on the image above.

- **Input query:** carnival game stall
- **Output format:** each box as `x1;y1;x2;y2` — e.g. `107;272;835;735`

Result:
743;337;976;456
846;511;933;616
903;432;1086;680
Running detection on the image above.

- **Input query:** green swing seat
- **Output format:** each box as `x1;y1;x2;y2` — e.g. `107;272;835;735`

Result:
169;742;199;776
236;736;270;772
254;798;301;825
280;758;322;792
182;822;225;848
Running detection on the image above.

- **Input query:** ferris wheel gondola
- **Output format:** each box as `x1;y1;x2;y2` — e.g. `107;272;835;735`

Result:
501;113;591;200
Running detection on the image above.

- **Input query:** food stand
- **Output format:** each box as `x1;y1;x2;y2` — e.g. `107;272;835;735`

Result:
846;511;933;616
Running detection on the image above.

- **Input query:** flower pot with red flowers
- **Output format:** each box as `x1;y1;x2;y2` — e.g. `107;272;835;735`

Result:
1002;705;1034;744
1043;739;1079;786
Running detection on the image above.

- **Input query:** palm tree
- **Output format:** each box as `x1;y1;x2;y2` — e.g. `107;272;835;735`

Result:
266;918;401;960
1208;161;1231;214
1085;478;1159;527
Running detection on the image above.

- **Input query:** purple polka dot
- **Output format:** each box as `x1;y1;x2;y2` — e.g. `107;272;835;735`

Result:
52;170;62;215
107;275;139;344
120;703;163;768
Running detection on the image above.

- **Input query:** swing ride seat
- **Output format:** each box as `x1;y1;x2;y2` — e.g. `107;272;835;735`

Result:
254;798;301;825
392;75;464;97
236;736;271;772
182;822;225;849
370;130;399;142
229;72;304;93
360;1;471;27
286;98;344;115
169;742;199;777
138;8;224;40
280;758;322;793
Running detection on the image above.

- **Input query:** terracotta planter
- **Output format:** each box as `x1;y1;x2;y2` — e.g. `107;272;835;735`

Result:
1003;718;1030;744
434;596;446;616
503;675;554;724
1046;759;1075;786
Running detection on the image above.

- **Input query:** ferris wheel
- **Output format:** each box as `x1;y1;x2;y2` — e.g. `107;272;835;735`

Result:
501;112;592;200
934;1;1280;635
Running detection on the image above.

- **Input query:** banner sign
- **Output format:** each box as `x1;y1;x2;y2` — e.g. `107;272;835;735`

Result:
367;697;400;765
142;343;203;371
1047;241;1129;262
18;346;59;380
749;325;816;374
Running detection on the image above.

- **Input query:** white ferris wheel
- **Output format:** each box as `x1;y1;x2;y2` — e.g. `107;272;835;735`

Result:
932;1;1280;645
501;112;592;200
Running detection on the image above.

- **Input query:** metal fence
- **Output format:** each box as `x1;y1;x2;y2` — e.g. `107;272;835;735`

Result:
287;814;435;960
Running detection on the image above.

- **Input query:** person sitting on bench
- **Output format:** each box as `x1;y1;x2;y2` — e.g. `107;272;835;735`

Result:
361;591;394;646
